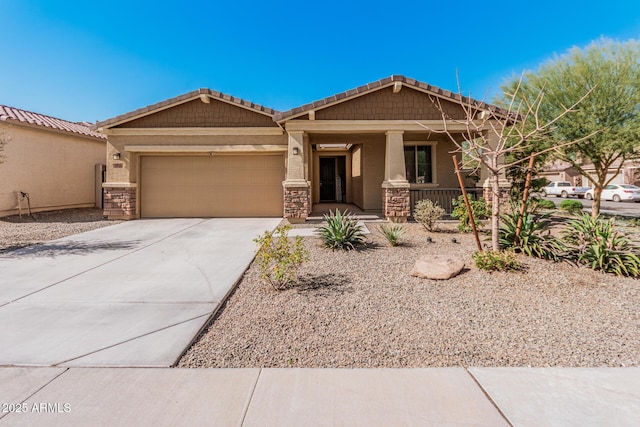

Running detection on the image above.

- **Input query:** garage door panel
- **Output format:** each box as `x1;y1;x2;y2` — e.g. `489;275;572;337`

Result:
140;155;284;218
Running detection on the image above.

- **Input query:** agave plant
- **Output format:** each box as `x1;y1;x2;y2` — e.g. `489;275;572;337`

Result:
379;222;405;247
562;214;640;277
317;209;365;250
499;201;564;261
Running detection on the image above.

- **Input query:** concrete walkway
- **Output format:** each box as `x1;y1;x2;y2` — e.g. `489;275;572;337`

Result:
0;367;638;426
0;218;280;367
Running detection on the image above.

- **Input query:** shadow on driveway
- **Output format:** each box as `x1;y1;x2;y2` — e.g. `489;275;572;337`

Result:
0;240;141;258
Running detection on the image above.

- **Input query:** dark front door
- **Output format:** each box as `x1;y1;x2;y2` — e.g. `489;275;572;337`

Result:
319;157;336;201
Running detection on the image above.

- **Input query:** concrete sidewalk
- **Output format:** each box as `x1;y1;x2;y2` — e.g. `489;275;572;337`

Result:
1;367;638;426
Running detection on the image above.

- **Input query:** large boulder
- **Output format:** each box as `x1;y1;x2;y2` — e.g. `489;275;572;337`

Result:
410;255;465;280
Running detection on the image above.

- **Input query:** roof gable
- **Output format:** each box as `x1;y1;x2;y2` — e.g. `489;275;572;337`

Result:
0;105;106;140
96;88;278;129
274;75;508;122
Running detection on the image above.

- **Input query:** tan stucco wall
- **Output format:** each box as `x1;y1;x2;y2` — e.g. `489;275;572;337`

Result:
106;134;287;184
361;136;385;210
351;145;363;208
117;99;277;128
0;123;106;217
315;86;468;121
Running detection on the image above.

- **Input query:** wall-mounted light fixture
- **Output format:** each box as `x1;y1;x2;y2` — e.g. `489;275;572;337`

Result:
112;152;121;160
293;147;299;155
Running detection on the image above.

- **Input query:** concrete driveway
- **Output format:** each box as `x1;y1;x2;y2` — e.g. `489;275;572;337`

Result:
0;218;280;367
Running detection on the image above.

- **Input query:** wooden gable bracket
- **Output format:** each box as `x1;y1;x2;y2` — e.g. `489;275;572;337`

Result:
393;81;402;93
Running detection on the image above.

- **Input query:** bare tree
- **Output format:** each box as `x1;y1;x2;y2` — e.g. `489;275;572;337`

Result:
420;76;595;251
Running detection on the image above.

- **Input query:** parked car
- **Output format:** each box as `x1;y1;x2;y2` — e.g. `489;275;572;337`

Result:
584;184;640;202
541;181;590;198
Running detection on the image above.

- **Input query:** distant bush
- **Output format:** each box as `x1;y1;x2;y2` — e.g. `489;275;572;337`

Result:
317;209;365;250
535;199;556;210
473;250;523;272
451;196;489;233
559;199;583;215
379;222;405;247
254;225;309;290
413;199;445;231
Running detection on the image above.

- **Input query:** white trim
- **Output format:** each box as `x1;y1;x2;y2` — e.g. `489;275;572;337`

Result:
103;182;138;188
124;144;287;153
104;127;283;136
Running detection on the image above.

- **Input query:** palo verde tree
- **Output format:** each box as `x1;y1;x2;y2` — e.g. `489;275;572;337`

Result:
502;38;640;216
422;76;593;251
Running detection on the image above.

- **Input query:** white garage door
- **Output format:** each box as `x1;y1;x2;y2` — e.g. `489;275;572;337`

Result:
140;155;284;218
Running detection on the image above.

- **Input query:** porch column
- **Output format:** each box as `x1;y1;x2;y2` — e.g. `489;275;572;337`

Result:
382;130;410;222
283;130;311;223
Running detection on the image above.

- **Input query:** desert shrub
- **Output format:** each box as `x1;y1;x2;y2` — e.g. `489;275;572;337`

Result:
562;214;640;277
317;209;365;250
499;201;564;260
379;222;405;246
451;195;489;232
535;199;556;210
254;225;309;290
413;199;445;231
473;250;522;272
559;199;584;215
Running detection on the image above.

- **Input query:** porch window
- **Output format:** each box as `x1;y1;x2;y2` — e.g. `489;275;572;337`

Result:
404;145;433;184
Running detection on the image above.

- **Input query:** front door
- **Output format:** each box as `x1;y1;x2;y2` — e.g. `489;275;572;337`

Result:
319;157;336;201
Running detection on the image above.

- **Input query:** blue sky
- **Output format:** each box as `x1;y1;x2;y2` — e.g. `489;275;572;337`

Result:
1;0;639;123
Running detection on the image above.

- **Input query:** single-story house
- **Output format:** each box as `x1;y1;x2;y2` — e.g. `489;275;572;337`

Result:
540;158;640;187
0;106;107;217
95;75;506;222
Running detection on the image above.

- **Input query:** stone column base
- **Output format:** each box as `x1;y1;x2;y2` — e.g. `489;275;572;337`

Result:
284;185;310;223
382;187;410;222
103;186;137;220
481;179;512;204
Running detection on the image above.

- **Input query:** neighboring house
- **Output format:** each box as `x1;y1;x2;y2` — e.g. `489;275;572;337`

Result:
539;158;640;187
95;75;507;222
0;106;107;218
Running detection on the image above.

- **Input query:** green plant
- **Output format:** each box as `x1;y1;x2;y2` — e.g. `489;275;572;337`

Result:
317;209;365;250
559;199;584;215
562;214;640;277
499;201;564;260
379;222;405;246
451;195;489;233
254;225;309;290
473;250;523;272
413;199;445;231
534;198;556;210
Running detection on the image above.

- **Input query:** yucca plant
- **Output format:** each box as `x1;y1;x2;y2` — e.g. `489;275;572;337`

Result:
317;209;365;250
499;201;564;261
562;214;640;277
379;222;405;247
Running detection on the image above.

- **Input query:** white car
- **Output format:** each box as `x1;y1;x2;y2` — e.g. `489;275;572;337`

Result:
584;184;640;202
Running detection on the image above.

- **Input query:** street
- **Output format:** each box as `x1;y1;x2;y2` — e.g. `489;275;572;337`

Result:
540;195;640;217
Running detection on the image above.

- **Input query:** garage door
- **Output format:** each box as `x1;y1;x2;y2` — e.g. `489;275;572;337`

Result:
140;155;284;218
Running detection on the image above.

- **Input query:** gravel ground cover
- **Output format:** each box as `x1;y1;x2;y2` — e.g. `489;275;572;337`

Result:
0;208;120;252
179;222;640;368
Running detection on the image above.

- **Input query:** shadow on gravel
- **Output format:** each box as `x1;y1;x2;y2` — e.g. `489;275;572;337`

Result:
0;240;140;258
296;273;352;295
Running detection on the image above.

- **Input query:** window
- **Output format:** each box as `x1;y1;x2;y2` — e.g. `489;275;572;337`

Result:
404;145;433;184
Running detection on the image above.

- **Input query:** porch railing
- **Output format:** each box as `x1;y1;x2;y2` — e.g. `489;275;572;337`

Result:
409;188;484;215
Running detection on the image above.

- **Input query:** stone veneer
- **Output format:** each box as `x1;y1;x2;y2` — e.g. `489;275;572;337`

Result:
284;187;310;222
382;187;410;222
103;187;136;220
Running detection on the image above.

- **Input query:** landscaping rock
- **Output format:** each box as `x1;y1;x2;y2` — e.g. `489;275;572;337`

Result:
410;255;465;280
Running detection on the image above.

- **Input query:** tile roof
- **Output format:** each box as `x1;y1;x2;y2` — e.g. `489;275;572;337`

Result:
94;88;279;129
0;105;106;140
273;75;510;122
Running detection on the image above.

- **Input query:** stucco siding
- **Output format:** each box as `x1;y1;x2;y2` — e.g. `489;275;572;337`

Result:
116;99;277;128
362;137;385;210
315;86;468;121
0;124;106;217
